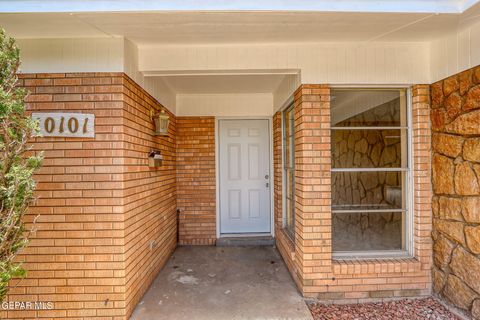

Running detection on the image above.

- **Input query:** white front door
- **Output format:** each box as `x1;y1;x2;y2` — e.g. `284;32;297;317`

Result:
219;119;271;234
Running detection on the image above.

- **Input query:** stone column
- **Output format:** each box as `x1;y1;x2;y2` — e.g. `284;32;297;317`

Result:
431;66;480;318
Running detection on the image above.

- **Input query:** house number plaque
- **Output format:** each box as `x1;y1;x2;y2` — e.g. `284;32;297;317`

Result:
32;112;95;138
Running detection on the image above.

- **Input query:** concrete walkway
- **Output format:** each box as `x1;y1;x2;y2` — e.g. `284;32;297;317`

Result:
130;246;313;320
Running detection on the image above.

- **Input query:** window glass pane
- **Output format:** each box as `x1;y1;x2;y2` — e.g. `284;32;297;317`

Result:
285;198;294;235
332;171;405;211
289;137;294;166
332;129;405;168
333;212;404;251
289;108;294;133
283;103;295;239
284;107;295;168
285;137;291;167
285;108;291;135
331;90;404;127
286;169;294;200
331;88;409;255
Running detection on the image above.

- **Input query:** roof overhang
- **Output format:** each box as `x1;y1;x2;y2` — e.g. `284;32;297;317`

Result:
0;0;479;14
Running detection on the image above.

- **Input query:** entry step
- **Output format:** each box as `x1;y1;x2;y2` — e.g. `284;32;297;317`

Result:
216;236;275;247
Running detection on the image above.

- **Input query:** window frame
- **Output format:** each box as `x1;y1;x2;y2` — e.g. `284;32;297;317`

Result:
282;102;296;241
330;87;414;260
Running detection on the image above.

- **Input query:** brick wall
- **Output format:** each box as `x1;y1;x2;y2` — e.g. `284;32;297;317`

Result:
176;117;216;245
121;76;177;317
273;111;301;288
274;84;432;301
1;73;438;317
293;85;333;296
430;65;480;319
1;72;177;320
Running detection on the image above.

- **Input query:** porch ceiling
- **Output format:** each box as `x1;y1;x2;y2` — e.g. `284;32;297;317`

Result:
1;2;479;45
158;74;293;94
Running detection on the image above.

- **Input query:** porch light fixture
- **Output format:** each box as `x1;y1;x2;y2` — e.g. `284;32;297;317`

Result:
152;109;170;136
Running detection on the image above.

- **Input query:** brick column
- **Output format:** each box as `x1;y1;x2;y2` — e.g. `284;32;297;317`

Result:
293;85;333;296
276;84;432;301
176;117;216;245
411;85;433;267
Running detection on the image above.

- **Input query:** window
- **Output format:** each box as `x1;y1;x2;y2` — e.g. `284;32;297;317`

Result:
330;89;411;258
283;103;295;239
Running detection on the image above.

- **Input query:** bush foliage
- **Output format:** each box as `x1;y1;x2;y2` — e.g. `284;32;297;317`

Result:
0;28;42;303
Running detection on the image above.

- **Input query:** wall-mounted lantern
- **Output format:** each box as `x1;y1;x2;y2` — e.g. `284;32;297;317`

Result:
151;109;170;136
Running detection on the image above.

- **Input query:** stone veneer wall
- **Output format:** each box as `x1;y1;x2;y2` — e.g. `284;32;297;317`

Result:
430;65;480;319
274;85;432;301
176;117;216;245
2;72;177;320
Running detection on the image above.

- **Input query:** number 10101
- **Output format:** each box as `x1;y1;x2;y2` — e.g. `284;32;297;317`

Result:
32;112;95;138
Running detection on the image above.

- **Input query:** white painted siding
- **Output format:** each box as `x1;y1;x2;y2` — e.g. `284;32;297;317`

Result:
15;29;480;116
429;17;480;82
176;93;273;116
138;42;430;85
273;74;299;111
16;38;177;113
124;39;176;113
17;38;124;73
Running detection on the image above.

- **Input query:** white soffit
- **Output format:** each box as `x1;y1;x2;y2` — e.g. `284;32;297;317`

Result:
158;74;295;94
0;0;478;14
0;11;465;44
0;13;109;38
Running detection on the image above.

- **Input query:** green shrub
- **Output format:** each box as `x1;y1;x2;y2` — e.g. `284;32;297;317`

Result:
0;28;42;303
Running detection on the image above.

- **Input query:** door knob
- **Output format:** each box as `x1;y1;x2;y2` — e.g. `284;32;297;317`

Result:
265;174;269;179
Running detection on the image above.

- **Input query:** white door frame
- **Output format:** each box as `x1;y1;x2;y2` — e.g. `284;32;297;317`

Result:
215;116;274;238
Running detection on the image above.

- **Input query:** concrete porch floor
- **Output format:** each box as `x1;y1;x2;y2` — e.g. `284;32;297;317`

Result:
130;246;313;320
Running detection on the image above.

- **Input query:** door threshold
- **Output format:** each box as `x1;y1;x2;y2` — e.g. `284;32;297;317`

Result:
219;232;272;238
217;234;275;247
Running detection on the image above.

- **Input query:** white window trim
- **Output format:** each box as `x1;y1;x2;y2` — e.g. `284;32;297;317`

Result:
280;98;296;241
333;250;411;260
330;87;414;260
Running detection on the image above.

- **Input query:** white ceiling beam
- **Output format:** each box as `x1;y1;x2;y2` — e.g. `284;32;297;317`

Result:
142;69;301;77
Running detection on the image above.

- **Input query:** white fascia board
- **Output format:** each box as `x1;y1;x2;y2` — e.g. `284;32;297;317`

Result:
0;0;474;14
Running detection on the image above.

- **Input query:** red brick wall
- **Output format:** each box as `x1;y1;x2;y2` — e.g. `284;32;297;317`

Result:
274;84;432;301
293;85;333;295
176;117;216;245
121;76;177;317
2;72;177;320
2;72;437;317
430;65;480;318
274;111;302;289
